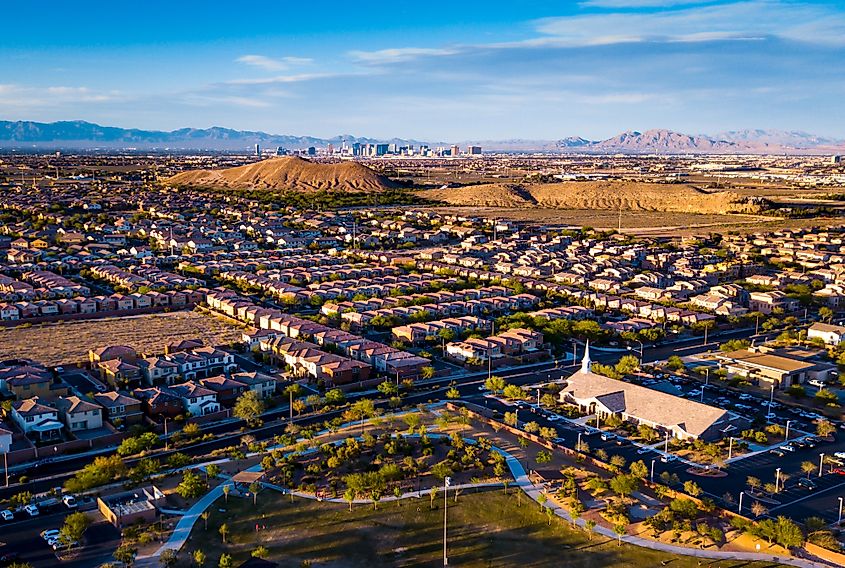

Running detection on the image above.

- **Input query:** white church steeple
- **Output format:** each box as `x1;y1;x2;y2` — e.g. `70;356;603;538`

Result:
581;341;592;373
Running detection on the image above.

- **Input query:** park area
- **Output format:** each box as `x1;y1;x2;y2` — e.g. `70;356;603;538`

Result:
0;310;244;365
179;488;788;568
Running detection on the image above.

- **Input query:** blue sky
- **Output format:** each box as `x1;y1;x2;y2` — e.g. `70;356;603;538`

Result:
1;0;843;140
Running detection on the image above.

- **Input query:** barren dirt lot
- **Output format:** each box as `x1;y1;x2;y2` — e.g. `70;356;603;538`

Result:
431;206;843;236
0;311;245;365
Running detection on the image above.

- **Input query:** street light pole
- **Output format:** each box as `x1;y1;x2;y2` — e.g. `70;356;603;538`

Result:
839;497;843;525
768;384;775;420
819;453;825;478
728;437;734;461
775;467;781;493
443;476;451;566
164;417;169;451
577;432;582;451
785;420;791;443
664;431;669;453
738;491;744;514
650;459;655;483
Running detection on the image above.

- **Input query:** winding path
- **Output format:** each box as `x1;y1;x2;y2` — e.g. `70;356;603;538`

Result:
135;429;835;568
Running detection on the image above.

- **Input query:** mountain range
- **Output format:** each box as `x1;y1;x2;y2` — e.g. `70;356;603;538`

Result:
0;120;843;155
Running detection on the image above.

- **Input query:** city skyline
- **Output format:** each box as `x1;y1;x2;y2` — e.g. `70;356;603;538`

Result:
1;1;844;140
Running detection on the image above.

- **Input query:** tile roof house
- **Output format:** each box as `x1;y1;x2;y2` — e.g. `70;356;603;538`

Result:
55;396;103;431
93;391;144;425
11;397;63;440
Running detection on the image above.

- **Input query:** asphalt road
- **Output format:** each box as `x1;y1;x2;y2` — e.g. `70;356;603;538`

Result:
0;508;120;568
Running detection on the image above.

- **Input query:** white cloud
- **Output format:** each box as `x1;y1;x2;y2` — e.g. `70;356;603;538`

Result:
235;54;313;71
0;84;123;108
348;47;458;64
534;1;845;46
580;0;713;7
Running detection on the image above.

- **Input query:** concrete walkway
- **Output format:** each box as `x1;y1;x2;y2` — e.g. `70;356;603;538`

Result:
135;417;835;568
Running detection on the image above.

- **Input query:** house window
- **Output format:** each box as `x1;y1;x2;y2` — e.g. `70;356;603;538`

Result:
25;416;34;422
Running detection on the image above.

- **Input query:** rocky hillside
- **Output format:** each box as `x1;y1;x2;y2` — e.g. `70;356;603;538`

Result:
167;156;399;192
419;181;766;215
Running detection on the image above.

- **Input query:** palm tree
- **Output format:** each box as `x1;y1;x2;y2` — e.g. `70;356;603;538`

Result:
201;511;210;530
614;523;626;546
249;482;261;506
585;519;596;541
222;484;230;503
751;501;767;517
429;486;439;510
219;523;230;544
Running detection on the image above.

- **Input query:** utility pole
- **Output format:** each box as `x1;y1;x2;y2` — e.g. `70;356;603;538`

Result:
443;476;451;566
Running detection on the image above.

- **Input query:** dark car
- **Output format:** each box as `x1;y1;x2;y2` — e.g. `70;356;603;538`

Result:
797;478;817;490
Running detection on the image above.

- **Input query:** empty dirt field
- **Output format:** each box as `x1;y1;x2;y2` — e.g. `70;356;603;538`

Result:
431;206;843;236
0;310;245;366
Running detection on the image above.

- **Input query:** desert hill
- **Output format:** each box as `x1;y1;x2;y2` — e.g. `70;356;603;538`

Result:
167;156;398;192
418;181;765;215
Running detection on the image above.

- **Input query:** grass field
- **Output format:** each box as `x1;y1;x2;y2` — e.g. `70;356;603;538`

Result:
0;310;244;365
181;488;785;568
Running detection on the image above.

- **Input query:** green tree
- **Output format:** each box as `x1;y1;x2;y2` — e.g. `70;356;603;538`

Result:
159;550;178;567
535;450;552;465
815;389;839;406
252;546;270;559
801;461;817;479
817;419;836;437
193;549;207;567
420;366;436;380
218;553;234;568
609;474;639;501
205;464;221;480
114;545;138;567
585;519;597;541
683;480;702;497
324;388;345;406
502;384;527;400
176;469;208;499
666;355;684;371
615;354;639;376
445;387;460;399
377;380;399;397
58;511;90;549
234;390;266;427
629;460;648;480
484;375;506;393
774;516;804;549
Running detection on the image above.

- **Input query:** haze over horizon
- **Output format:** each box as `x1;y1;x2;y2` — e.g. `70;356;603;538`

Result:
2;0;844;140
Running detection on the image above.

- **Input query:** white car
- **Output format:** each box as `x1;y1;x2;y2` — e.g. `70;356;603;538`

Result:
833;451;845;460
40;529;60;541
0;509;12;521
62;495;78;509
24;504;39;517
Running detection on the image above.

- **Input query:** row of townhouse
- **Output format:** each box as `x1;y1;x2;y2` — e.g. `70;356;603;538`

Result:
320;285;513;317
21;269;90;297
446;328;545;362
258;335;371;385
343;294;540;328
527;306;594;321
582;292;717;326
208;290;430;379
392;316;490;344
89;264;203;290
0;289;205;321
262;264;401;285
91;341;237;389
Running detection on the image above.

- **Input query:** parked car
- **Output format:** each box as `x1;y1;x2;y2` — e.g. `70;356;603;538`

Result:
660;454;676;463
833;451;845;459
831;467;845;475
781;444;796;452
40;529;60;541
24;504;39;517
62;495;77;509
798;478;817;490
0;510;12;521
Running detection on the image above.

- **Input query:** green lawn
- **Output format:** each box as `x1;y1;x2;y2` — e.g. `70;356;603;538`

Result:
181;488;784;568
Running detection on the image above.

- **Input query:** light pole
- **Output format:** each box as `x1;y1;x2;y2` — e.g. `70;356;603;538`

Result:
839;497;843;526
784;420;791;443
650;459;656;483
443;476;451;566
164;417;169;451
819;453;825;478
537;388;541;407
627;340;643;367
728;437;734;461
775;467;781;493
738;491;744;514
768;384;775;421
577;432;582;451
664;431;670;453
